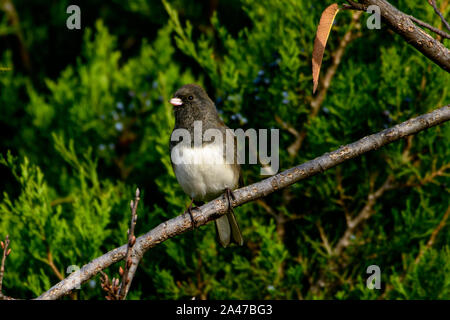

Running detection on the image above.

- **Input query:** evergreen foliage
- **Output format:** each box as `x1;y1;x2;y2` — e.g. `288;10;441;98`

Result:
0;0;448;299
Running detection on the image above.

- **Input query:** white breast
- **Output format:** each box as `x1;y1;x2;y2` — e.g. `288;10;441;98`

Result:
172;143;238;201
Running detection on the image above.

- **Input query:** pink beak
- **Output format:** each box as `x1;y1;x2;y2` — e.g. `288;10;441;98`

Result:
170;98;183;106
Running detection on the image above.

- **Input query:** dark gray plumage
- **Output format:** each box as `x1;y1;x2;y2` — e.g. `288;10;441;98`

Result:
169;84;243;247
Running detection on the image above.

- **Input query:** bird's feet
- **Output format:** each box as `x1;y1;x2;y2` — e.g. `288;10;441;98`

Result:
224;188;236;214
186;198;196;230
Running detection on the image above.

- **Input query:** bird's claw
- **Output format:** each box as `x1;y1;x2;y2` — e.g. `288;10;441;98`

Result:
225;188;236;214
186;199;196;230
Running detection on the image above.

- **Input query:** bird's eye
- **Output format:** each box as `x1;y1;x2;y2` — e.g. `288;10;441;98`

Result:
188;96;194;100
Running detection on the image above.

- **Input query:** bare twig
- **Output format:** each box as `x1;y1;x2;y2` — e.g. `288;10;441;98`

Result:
46;250;64;281
317;221;333;255
409;14;450;39
0;235;10;293
0;0;31;72
401;162;450;188
332;134;414;257
333;175;395;256
256;198;303;242
100;271;120;300
335;167;353;225
415;205;450;264
256;199;278;220
315;134;448;297
99;188;141;300
380;205;450;299
118;188;140;300
0;235;13;300
311;136;414;294
345;0;369;11
36;105;450;300
428;0;450;31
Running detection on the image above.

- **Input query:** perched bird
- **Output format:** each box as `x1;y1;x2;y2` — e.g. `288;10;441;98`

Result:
169;84;244;247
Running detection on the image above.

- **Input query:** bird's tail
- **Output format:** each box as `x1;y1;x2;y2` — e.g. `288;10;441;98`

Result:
215;211;244;247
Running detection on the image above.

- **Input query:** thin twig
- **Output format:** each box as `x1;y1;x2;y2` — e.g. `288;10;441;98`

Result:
428;0;450;31
256;199;278;219
333;176;395;256
332;134;415;256
0;235;13;300
36;105;450;300
345;0;369;11
46;250;64;281
317;221;333;255
100;271;120;300
415;205;450;264
401;162;450;188
380;205;450;299
408;14;450;39
118;188;140;300
99;188;141;300
335;167;353;226
0;235;10;293
0;0;31;72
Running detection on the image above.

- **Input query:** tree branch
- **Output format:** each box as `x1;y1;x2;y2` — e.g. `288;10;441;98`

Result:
408;14;450;39
310;135;415;294
36;105;450;300
414;205;450;264
427;0;450;32
358;0;450;72
333;175;395;256
343;1;450;38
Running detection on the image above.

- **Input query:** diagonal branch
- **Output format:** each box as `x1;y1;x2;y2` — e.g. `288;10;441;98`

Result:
380;205;450;299
414;205;450;264
358;0;450;72
408;14;450;39
36;105;450;300
344;0;450;38
333;175;395;256
427;0;450;32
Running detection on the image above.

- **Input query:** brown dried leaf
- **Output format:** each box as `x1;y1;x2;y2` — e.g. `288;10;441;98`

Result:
312;3;340;94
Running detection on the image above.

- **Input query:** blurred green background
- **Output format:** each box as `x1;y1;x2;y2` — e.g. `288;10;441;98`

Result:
0;0;449;299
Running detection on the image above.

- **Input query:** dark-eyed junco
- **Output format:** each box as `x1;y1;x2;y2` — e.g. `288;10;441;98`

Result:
169;84;244;247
